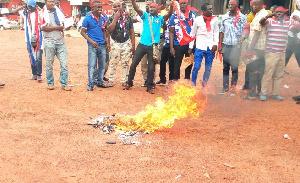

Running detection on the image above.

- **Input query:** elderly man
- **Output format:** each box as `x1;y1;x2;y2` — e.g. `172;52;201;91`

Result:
81;0;109;91
106;1;135;87
218;0;246;95
190;2;219;87
41;0;72;91
243;0;269;100
123;0;173;94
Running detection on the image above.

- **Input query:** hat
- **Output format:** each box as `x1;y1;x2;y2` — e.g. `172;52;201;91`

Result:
27;0;36;7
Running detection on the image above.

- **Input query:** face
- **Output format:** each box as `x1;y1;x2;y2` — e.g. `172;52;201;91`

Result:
122;2;126;10
113;4;121;12
46;0;55;10
180;2;187;11
252;0;263;13
228;2;238;12
92;4;102;15
274;10;284;19
146;2;152;13
27;5;36;12
149;5;158;14
203;5;213;17
55;1;60;7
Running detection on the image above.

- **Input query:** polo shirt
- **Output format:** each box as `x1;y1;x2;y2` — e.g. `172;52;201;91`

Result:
140;11;165;46
82;13;107;45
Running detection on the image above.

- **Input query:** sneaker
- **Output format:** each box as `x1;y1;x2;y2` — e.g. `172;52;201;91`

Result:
141;81;147;87
259;94;267;101
97;83;109;88
37;76;42;82
87;86;93;91
123;84;133;90
292;95;300;101
297;101;300;104
30;75;37;80
270;95;284;101
242;85;249;90
156;80;166;85
103;77;109;81
0;83;5;87
146;88;155;94
61;85;72;91
243;94;256;101
218;89;228;95
47;84;54;90
108;82;114;87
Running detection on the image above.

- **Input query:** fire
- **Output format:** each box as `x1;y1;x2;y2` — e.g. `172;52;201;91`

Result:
115;81;207;132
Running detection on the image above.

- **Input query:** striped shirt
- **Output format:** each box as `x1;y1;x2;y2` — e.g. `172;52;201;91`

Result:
266;18;290;53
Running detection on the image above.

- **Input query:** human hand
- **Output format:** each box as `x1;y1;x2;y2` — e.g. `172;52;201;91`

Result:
217;46;222;54
211;45;217;54
170;47;175;57
188;48;193;55
91;40;98;48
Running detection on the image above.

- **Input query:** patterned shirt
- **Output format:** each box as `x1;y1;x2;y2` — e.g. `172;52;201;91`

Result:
220;11;247;45
163;20;170;47
266;18;290;53
107;14;133;43
248;9;269;50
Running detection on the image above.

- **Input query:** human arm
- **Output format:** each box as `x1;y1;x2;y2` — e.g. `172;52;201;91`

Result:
163;1;174;21
248;30;261;50
41;25;64;32
188;17;197;54
218;32;224;53
131;0;143;17
169;26;175;57
80;28;98;48
259;13;273;25
11;5;25;15
106;11;120;34
212;18;219;53
129;17;135;55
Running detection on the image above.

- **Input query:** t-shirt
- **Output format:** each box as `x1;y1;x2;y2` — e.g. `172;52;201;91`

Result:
139;11;165;46
107;14;133;43
82;13;107;45
42;11;65;45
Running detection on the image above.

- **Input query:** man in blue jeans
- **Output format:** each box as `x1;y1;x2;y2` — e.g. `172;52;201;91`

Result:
81;0;109;91
123;0;173;94
190;2;219;87
41;0;71;91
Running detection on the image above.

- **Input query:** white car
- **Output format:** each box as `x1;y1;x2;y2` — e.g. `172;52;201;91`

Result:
0;17;19;30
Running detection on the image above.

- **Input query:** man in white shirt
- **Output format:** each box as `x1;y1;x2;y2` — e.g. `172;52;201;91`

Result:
189;2;219;86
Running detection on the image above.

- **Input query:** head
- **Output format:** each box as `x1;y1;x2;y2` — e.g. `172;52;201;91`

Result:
251;0;264;13
112;1;122;12
201;2;213;17
240;5;244;12
149;3;159;15
146;1;153;13
269;5;278;12
45;0;55;11
55;0;60;7
122;2;127;10
90;0;102;15
228;0;239;13
179;0;188;12
274;6;286;19
27;0;36;12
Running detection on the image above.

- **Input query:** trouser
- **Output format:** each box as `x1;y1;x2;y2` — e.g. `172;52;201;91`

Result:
191;47;215;86
127;43;155;89
261;52;285;96
45;42;68;86
109;39;131;84
285;35;300;67
159;46;174;82
246;49;265;97
88;44;106;87
29;49;43;76
222;44;241;90
174;45;192;80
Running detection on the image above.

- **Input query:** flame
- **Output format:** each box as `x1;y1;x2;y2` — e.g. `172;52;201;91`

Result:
115;81;207;132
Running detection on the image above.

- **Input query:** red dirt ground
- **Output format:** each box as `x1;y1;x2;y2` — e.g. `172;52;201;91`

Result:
0;30;300;182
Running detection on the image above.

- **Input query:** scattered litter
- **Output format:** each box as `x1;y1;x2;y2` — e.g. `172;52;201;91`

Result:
106;140;116;144
69;84;75;87
122;139;132;145
224;163;235;169
175;174;182;179
284;134;291;139
203;172;211;179
284;85;289;89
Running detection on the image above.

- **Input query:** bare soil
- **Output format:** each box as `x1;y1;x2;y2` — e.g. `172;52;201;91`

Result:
0;30;300;182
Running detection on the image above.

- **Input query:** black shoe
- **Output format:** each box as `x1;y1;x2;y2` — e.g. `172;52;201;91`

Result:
141;81;147;87
292;95;300;101
297;101;300;104
123;83;133;90
87;86;93;91
103;77;109;81
242;85;249;90
156;80;166;85
146;88;155;94
0;83;4;87
97;83;109;88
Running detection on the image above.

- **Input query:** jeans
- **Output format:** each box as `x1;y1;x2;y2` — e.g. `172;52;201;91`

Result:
285;35;300;67
127;43;155;89
222;44;241;90
45;42;68;86
88;44;107;87
30;49;43;76
174;45;192;80
192;47;215;86
246;49;265;97
159;46;174;82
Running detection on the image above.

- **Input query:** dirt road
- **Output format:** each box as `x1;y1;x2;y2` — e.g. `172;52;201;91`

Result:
0;30;299;182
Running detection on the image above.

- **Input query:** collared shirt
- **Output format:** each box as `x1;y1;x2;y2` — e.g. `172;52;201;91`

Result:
266;18;290;53
82;13;107;45
248;9;269;50
140;11;165;46
189;15;219;50
107;14;133;43
20;10;38;42
169;10;196;46
42;11;65;45
220;11;247;45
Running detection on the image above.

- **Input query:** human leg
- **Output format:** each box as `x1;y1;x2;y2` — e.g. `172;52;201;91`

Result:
202;48;215;87
127;44;146;86
96;44;107;86
45;42;56;85
271;53;285;96
191;48;204;86
56;44;69;87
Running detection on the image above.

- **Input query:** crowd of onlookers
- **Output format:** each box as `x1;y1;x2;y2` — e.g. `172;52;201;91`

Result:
0;0;300;104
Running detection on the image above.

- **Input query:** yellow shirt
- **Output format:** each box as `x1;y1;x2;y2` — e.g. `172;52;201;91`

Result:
249;9;269;50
